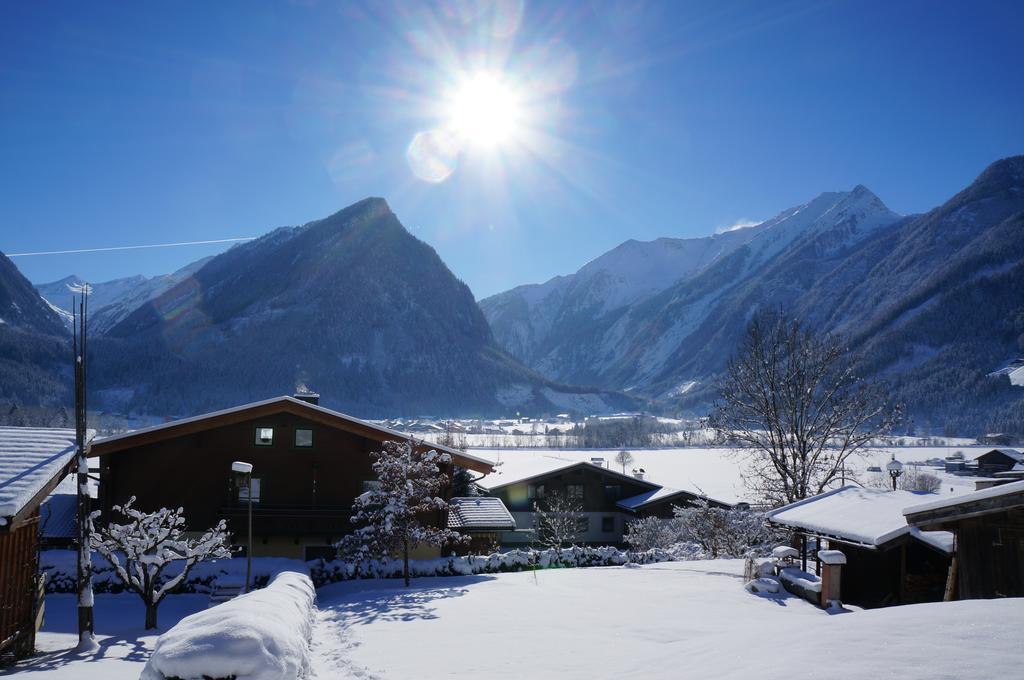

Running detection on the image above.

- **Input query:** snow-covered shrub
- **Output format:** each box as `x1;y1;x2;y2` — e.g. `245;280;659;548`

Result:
309;546;672;587
673;499;783;558
533;491;586;548
89;497;231;628
141;571;315;680
339;439;466;586
623;516;680;551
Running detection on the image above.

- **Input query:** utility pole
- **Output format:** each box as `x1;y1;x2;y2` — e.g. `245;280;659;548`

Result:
73;286;95;645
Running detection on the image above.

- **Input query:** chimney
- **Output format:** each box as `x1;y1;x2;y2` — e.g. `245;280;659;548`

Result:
590;457;605;467
632;468;645;480
293;391;320;406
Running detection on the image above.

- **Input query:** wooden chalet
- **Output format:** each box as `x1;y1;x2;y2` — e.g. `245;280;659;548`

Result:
480;460;732;546
88;395;496;561
767;486;954;608
904;480;1024;599
973;448;1024;475
0;428;90;660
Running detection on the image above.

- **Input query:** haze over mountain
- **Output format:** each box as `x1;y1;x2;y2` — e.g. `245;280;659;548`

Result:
482;156;1024;434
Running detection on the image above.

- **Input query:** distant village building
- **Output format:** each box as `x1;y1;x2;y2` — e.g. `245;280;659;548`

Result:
767;487;954;608
0;427;91;660
973;448;1024;475
481;460;732;546
904;480;1024;600
88;396;497;560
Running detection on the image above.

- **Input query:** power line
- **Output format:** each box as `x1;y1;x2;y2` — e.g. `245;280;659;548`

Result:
6;236;256;257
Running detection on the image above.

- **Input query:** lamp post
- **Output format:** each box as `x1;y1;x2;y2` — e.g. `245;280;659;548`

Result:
231;461;254;592
886;455;904;491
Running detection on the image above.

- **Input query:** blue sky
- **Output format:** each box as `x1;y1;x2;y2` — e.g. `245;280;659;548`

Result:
2;1;1022;299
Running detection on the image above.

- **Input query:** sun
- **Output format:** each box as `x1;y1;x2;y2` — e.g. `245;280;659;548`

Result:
445;73;524;148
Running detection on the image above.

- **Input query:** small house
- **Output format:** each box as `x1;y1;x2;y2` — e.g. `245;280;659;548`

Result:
480;459;732;546
0;427;91;660
767;486;954;608
973;449;1024;475
904;480;1024;599
89;395;496;560
447;497;516;554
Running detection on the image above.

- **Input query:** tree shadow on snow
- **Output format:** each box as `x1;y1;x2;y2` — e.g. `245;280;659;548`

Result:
319;575;496;627
2;633;152;676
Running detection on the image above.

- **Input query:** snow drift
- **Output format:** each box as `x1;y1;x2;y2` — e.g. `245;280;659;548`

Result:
140;571;315;680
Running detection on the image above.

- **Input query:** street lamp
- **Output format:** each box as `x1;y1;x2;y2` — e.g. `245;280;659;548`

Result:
231;461;254;592
886;455;904;491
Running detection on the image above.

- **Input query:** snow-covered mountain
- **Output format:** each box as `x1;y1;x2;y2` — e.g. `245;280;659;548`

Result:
481;185;900;388
0;252;71;406
36;256;213;333
89;198;637;418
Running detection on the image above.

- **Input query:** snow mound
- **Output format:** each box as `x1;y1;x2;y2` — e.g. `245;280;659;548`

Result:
141;571;315;680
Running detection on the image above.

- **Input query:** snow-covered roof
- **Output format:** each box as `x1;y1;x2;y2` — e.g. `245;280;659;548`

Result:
40;493;77;539
766;486;953;552
448;497;516;531
479;457;659;492
92;395;496;472
903;480;1024;517
975;448;1024;463
0;427;92;525
616;486;712;511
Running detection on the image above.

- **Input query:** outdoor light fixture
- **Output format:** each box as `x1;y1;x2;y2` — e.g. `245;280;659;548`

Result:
231;461;254;592
886;455;904;492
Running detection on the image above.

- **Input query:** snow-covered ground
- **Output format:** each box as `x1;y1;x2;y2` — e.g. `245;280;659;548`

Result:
312;560;1022;680
5;593;207;679
11;560;1022;679
477;446;991;504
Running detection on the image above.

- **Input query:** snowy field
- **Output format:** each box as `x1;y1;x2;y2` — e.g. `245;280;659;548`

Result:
476;446;993;503
10;561;1022;679
312;560;1021;680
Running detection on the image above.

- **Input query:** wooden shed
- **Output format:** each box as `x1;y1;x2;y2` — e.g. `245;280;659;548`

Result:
904;480;1024;599
88;395;495;560
767;486;954;608
0;428;89;660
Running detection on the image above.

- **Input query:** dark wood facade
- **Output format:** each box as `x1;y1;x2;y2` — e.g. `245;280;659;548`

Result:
91;398;493;560
0;512;42;660
905;484;1024;600
828;537;951;608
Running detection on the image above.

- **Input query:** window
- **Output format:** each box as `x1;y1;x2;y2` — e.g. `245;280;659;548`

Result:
528;484;546;500
254;427;274;446
601;516;615;533
294;428;313;448
238;477;262;503
604;485;621;501
304;545;337;561
567;483;584;500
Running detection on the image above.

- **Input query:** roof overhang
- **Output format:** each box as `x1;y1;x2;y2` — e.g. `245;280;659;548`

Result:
2;437;89;533
484;460;661;493
90;396;495;473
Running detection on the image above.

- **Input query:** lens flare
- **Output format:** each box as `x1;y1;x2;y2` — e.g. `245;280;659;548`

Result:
406;129;460;183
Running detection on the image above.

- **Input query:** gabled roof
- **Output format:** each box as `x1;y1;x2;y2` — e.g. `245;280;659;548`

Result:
616;486;732;512
448;497;516;531
767;486;953;553
90;396;495;473
480;459;660;492
0;427;93;530
974;448;1024;463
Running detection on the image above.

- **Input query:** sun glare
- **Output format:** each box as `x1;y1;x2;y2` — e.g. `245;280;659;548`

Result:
446;73;523;148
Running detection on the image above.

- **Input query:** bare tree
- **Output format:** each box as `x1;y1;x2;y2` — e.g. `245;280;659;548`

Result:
614;449;635;474
89;497;231;629
709;311;902;507
533;491;586;549
865;464;943;493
